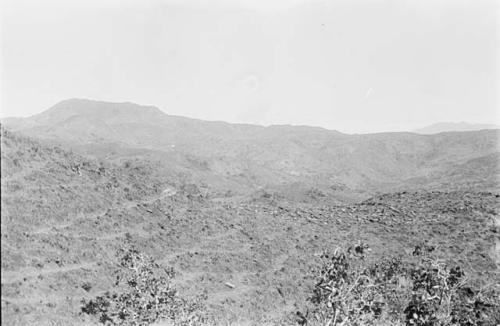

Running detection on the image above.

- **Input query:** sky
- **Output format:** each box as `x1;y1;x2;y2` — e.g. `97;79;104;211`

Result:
0;0;498;133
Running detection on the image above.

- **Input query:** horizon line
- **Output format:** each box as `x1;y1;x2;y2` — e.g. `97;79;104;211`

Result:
1;97;499;135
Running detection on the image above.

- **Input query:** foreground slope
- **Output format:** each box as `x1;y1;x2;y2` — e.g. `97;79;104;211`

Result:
1;127;499;325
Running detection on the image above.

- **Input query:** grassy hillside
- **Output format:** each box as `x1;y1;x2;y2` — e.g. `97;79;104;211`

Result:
2;100;499;325
0;126;182;272
1;126;499;325
3;99;499;198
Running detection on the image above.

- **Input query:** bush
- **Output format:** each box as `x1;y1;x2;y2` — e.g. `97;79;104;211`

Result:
300;242;499;326
81;238;208;326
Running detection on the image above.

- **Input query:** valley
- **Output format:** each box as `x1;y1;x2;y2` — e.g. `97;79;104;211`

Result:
1;100;499;325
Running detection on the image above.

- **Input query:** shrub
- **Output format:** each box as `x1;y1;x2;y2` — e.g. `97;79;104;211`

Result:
81;239;208;326
300;242;499;326
82;282;93;292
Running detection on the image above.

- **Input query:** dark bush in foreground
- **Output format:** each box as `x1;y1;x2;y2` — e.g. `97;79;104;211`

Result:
81;239;208;326
300;243;499;326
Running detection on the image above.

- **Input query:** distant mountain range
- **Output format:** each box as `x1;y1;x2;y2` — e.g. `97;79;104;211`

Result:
2;99;499;200
413;122;499;134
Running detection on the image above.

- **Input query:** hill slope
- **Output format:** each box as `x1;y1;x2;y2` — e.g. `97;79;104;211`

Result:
3;99;499;198
1;127;499;325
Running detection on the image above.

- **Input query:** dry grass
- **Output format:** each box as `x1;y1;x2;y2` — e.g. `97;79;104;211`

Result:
1;126;499;325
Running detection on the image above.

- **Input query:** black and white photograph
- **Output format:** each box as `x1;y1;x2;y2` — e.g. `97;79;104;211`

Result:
1;0;499;325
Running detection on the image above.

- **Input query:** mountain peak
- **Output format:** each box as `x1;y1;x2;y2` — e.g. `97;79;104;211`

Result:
33;98;167;125
49;98;164;114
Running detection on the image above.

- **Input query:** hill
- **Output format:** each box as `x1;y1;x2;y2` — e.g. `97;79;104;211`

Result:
413;121;499;134
3;99;500;199
1;126;499;325
1;126;499;324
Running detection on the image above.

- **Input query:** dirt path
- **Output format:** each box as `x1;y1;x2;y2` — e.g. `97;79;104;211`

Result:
3;191;176;283
1;262;98;284
28;211;107;235
1;294;73;306
27;190;175;236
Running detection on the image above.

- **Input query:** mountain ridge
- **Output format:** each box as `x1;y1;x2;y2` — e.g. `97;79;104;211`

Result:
2;99;499;199
4;99;500;136
413;121;500;134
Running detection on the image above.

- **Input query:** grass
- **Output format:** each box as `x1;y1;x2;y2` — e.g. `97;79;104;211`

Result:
2;126;499;325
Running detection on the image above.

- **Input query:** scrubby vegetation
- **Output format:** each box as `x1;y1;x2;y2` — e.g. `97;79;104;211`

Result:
2;126;498;325
80;239;500;326
300;243;500;326
81;235;209;326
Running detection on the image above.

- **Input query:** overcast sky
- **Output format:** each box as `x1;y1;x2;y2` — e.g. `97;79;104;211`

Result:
1;0;498;133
